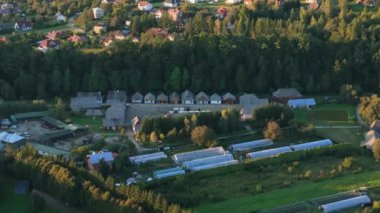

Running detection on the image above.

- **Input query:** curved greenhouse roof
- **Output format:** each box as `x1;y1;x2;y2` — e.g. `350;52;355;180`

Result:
229;139;273;152
246;146;292;160
129;152;167;164
173;147;226;164
320;195;371;213
290;139;333;151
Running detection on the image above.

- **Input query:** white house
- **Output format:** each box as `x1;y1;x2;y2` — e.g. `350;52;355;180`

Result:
55;12;67;22
14;20;33;31
225;0;242;4
92;7;104;19
138;1;153;11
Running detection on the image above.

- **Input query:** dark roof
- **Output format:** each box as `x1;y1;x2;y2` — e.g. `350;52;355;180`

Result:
144;92;156;101
38;129;74;142
195;91;209;101
132;92;143;101
106;90;127;104
272;88;302;98
222;92;236;101
371;120;380;133
210;93;222;101
157;93;168;102
41;116;67;129
181;90;194;101
170;92;180;102
11;111;49;122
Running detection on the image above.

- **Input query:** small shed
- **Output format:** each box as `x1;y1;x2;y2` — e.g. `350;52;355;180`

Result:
157;93;169;104
222;92;236;104
195;92;209;104
144;93;156;104
170;92;181;104
210;93;222;104
131;92;144;103
181;90;194;104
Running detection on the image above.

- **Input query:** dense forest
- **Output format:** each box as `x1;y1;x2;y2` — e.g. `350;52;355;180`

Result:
0;2;379;100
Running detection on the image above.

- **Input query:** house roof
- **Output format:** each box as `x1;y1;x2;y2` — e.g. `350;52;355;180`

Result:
181;90;194;100
144;92;156;101
11;111;49;122
107;90;127;104
195;91;209;101
88;152;114;164
239;93;260;104
210;93;222;101
68;35;88;43
170;92;180;102
272;88;302;98
132;92;143;101
39;39;60;49
222;92;236;101
46;31;62;40
0;132;24;143
371;120;380;133
157;93;168;102
38;129;74;142
15;20;32;28
41;116;67;129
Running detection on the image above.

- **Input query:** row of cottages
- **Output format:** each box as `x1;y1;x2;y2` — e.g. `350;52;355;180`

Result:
131;90;237;104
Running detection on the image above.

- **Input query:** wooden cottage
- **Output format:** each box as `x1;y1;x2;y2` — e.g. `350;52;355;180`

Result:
222;92;236;104
157;93;169;104
195;92;209;104
144;93;156;104
131;92;144;103
181;90;194;104
170;92;181;104
210;93;222;104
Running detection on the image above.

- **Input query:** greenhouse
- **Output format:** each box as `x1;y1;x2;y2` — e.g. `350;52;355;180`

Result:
129;152;167;165
246;146;292;160
319;195;371;213
153;167;185;179
183;154;238;172
229;139;273;152
172;147;226;164
290;139;333;151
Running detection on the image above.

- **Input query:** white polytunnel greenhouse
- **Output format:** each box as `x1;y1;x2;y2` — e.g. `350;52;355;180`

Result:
228;139;273;152
129;152;167;165
153;167;185;179
172;146;226;164
290;139;333;151
319;195;371;213
183;154;238;172
246;146;292;160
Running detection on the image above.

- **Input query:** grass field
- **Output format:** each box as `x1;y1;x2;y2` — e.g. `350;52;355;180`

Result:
0;175;31;213
316;127;364;144
198;170;380;213
293;103;357;125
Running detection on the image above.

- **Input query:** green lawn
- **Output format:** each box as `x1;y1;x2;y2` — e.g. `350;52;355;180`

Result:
0;175;31;213
293;103;357;125
68;114;120;135
198;170;380;213
316;127;364;144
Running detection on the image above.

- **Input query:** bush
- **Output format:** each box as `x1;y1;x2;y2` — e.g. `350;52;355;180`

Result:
341;157;354;169
252;104;294;126
304;170;313;179
264;121;281;139
190;126;218;147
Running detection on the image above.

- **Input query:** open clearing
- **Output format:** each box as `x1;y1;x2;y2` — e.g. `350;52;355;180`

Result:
198;170;380;213
307;110;348;122
315;127;364;144
0;175;31;213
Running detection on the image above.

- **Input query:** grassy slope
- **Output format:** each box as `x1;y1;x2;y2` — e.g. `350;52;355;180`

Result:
0;175;31;213
198;170;380;213
316;127;364;144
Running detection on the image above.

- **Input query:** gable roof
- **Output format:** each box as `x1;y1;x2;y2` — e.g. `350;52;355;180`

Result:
195;91;209;101
41;116;67;129
157;92;168;102
222;92;236;101
181;90;194;100
170;92;180;102
88;152;114;164
144;92;156;101
132;92;143;101
210;93;222;101
272;88;302;98
239;93;260;104
106;90;127;104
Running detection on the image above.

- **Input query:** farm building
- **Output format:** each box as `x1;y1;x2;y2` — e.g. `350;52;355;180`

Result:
106;90;127;105
290;139;333;151
153;167;185;179
246;146;292;160
239;93;268;119
38;129;74;143
170;92;181;104
0;132;26;148
70;92;102;112
129;152;168;164
103;104;126;129
272;88;302;103
11;111;49;123
92;7;104;19
229;139;273;152
195;92;209;104
319;195;371;213
173;146;226;164
87;152;115;170
287;98;316;108
144;93;156;104
183;154;238;171
362;130;379;149
131;92;144;103
222;92;236;104
41;116;67;129
181;90;195;104
210;93;222;104
0;118;11;129
157;93;169;103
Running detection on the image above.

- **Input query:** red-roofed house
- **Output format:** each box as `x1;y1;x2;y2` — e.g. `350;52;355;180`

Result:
168;8;182;22
138;1;153;11
14;20;33;31
103;36;115;47
0;37;9;43
46;31;62;40
38;39;60;51
68;35;88;44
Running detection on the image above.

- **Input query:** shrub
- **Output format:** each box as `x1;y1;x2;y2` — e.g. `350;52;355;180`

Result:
341;157;354;169
252;104;294;126
304;170;313;179
255;184;263;193
190;126;218;147
264;121;281;139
